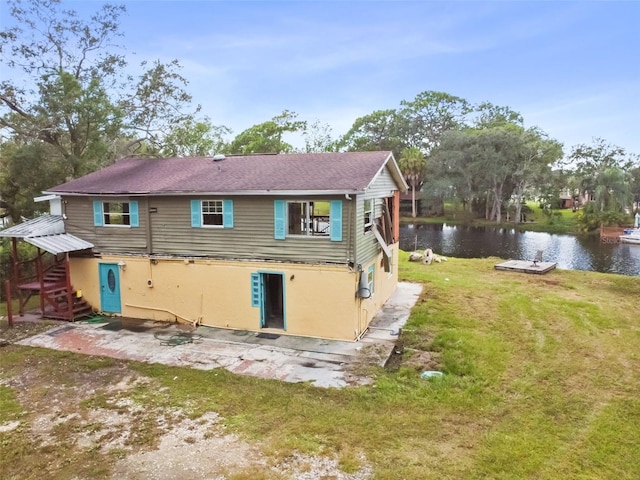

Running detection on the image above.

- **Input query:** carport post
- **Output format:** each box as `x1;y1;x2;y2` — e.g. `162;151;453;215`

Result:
37;249;45;315
11;237;23;315
65;252;73;321
5;280;13;327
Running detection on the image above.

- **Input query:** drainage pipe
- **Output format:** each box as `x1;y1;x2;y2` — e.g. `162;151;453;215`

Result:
124;303;201;327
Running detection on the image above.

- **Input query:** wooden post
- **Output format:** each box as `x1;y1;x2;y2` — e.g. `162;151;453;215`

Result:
37;249;45;315
393;190;401;244
5;280;13;327
65;252;73;321
11;238;23;315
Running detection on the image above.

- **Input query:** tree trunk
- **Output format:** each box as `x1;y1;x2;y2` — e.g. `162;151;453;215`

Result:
513;181;526;224
491;181;503;223
485;192;491;220
411;179;417;218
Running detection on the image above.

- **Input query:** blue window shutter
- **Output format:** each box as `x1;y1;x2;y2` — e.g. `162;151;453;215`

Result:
274;200;286;240
330;200;343;241
93;200;104;226
190;200;201;227
223;199;234;228
129;200;139;227
251;273;261;307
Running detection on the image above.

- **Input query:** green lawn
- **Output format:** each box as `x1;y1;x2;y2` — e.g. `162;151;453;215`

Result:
1;254;639;479
0;296;40;316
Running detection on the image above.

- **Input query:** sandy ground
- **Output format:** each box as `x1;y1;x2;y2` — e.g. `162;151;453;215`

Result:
0;283;422;478
0;357;373;479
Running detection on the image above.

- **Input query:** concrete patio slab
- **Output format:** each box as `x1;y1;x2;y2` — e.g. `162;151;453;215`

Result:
16;282;422;388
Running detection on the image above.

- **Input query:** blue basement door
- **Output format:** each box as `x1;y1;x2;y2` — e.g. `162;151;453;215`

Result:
99;263;122;313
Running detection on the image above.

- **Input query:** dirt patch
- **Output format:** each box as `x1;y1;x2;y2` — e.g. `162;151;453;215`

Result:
382;334;442;373
343;343;390;384
0;318;59;344
1;354;372;479
400;349;443;373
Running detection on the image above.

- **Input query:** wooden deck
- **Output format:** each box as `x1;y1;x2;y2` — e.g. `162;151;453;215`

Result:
494;260;557;274
18;280;65;292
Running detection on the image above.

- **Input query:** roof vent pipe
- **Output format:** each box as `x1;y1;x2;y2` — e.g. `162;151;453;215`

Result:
212;154;226;162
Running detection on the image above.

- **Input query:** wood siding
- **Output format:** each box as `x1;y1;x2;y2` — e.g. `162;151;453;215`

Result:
367;166;398;198
355;166;399;266
64;195;353;264
64;196;148;253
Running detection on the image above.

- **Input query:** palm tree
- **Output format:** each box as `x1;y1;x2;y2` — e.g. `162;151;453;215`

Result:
583;167;632;213
399;147;426;218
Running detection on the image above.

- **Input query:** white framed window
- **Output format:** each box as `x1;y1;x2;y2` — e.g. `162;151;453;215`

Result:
202;200;223;227
104;202;130;225
364;199;373;232
93;200;139;227
287;200;331;236
190;199;233;228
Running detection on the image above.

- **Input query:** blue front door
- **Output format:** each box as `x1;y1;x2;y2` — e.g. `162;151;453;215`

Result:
99;263;121;313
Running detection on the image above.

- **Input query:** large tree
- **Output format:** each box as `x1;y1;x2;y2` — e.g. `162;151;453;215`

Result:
568;138;637;176
226;110;306;154
567;138;638;219
399;90;471;153
471;101;524;129
434;125;560;223
0;141;59;222
301;120;338;153
0;0;206;219
161;117;230;157
0;0;199;169
338;109;407;157
509;127;563;224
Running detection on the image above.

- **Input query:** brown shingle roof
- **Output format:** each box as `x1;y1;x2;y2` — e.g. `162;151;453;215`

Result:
46;152;405;195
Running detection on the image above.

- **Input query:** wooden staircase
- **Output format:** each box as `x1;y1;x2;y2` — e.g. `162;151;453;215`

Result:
18;257;94;321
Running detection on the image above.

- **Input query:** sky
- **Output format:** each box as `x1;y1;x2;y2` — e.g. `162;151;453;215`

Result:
2;0;639;157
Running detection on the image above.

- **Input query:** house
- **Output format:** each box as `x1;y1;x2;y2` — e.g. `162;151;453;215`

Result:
2;152;408;341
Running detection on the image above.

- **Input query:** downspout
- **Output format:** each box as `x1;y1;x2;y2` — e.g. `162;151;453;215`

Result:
145;198;153;255
345;193;353;262
346;193;361;339
124;303;201;327
393;190;400;244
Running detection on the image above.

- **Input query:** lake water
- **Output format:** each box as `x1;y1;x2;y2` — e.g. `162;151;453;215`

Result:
400;223;640;277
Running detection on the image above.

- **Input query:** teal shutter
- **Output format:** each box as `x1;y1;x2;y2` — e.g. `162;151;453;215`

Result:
190;200;201;227
274;200;286;240
93;200;104;226
330;200;343;241
223;199;234;228
129;200;139;227
250;273;261;307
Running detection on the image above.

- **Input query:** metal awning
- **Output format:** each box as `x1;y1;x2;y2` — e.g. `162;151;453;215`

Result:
0;214;65;238
0;214;94;254
25;234;94;255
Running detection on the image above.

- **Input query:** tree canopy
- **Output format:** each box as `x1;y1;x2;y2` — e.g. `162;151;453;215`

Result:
226;110;306;155
0;1;638;227
0;0;206;218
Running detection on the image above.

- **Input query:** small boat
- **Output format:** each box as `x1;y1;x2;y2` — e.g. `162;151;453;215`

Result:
620;228;640;245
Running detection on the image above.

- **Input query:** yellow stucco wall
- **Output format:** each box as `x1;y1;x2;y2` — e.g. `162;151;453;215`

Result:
357;244;399;333
69;245;399;341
